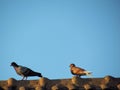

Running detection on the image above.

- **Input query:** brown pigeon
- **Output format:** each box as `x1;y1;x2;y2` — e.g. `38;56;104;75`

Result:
11;62;42;80
70;63;92;77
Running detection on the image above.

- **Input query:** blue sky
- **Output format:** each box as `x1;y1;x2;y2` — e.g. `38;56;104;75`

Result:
0;0;120;80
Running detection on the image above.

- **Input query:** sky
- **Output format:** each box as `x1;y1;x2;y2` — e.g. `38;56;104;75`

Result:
0;0;120;80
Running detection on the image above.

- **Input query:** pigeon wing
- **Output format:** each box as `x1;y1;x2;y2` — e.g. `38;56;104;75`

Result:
72;66;86;75
19;66;30;76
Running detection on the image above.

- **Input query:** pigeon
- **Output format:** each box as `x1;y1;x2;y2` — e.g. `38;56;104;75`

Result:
70;63;92;77
11;62;42;80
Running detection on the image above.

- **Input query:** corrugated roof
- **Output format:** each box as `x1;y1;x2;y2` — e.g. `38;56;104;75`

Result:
0;75;120;90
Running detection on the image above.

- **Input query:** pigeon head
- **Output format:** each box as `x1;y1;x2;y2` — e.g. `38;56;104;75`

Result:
70;63;76;67
11;62;19;67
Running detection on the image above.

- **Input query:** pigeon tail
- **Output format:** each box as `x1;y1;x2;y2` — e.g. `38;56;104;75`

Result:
83;71;92;77
35;72;42;77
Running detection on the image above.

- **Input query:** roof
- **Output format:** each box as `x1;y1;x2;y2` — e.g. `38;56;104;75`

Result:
0;75;120;90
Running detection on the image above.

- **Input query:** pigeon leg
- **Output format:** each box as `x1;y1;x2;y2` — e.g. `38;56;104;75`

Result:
22;76;25;80
25;77;27;80
78;75;81;78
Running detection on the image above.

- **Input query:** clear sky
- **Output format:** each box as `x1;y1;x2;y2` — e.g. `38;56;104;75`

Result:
0;0;120;80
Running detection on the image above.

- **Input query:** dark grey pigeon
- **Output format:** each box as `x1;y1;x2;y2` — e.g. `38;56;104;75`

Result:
11;62;42;80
